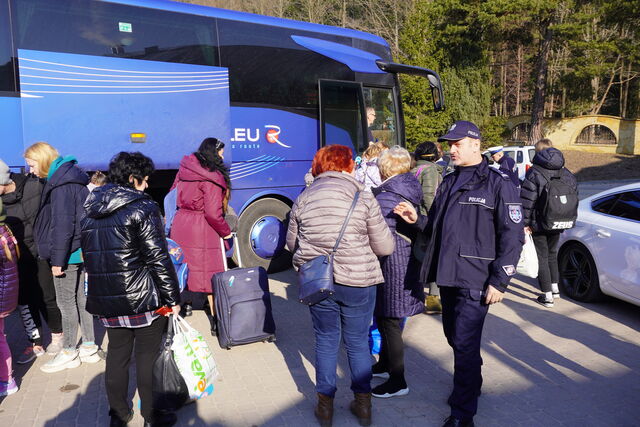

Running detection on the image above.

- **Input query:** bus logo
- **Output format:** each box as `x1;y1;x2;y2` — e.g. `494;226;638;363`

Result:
265;125;291;148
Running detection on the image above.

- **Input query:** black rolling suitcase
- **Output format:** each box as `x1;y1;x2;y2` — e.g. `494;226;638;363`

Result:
212;234;276;349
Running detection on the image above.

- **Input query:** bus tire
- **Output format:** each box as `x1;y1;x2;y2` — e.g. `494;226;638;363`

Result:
235;198;292;273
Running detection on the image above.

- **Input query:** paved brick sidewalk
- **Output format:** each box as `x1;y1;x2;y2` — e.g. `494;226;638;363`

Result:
1;270;639;426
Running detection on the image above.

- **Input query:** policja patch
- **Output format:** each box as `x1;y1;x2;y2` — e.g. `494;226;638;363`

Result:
508;204;522;223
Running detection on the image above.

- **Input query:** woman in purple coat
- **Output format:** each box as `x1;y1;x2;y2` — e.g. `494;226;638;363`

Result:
371;146;425;398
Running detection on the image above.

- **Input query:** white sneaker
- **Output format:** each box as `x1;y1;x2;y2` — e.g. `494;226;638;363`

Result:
79;343;101;363
46;333;64;355
40;349;81;373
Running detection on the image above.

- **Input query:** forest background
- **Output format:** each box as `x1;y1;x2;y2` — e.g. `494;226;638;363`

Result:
178;0;639;149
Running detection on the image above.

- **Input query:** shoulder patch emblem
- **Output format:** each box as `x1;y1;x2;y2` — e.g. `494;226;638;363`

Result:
508;204;522;223
502;265;516;276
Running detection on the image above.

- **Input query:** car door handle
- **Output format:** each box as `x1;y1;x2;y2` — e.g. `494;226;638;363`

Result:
595;229;611;238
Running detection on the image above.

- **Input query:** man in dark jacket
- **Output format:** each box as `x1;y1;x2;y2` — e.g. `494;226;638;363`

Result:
520;139;578;308
395;121;524;427
0;160;63;362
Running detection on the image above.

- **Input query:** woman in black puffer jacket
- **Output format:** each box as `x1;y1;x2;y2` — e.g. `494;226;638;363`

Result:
81;152;180;427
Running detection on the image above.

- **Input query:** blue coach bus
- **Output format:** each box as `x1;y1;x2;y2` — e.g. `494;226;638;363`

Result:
0;0;444;271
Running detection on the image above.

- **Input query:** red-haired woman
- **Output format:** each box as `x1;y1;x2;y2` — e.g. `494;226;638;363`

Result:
286;144;394;427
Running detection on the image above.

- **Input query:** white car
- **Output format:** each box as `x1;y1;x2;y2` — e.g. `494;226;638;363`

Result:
503;146;536;181
484;145;536;181
558;182;640;306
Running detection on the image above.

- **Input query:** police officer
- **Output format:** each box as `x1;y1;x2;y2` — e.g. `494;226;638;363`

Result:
394;121;524;427
488;146;519;187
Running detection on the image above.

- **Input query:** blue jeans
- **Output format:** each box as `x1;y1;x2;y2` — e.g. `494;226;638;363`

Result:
309;284;376;397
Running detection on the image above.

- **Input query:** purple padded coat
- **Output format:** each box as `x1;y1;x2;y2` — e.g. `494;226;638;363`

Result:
372;172;425;318
0;222;19;318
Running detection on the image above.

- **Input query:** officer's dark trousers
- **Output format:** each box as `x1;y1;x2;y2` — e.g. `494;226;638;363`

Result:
440;286;489;421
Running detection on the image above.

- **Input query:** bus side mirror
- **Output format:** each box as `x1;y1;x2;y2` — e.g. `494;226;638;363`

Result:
376;61;445;112
427;74;445;112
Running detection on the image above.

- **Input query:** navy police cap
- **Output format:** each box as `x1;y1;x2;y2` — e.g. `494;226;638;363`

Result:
438;120;482;142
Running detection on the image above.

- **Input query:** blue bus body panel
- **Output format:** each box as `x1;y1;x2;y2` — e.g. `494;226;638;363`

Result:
18;49;230;170
228;106;317;210
0;97;24;168
101;0;389;48
229;106;318;162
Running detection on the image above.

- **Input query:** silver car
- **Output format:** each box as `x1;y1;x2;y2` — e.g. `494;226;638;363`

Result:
558;182;640;306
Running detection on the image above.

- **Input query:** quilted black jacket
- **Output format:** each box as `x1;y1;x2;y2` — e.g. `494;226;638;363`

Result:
1;173;43;256
81;184;180;317
520;148;578;232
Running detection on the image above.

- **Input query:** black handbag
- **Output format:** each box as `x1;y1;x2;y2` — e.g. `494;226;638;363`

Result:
298;191;361;305
152;315;190;412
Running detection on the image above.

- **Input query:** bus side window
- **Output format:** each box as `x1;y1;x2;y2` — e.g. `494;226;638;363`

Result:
14;0;218;66
217;18;353;113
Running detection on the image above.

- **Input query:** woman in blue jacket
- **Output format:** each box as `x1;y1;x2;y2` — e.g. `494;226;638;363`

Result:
25;142;100;373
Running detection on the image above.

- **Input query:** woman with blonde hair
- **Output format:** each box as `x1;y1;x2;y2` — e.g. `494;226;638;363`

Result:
355;141;389;191
370;146;425;398
25;142;100;373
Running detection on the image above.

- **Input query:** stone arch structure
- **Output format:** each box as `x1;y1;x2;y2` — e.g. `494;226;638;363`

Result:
505;115;640;154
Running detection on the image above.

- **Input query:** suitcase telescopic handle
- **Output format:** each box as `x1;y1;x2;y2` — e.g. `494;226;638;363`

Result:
221;232;242;271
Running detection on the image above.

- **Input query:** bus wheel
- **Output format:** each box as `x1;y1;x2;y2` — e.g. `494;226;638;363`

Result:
235;198;292;273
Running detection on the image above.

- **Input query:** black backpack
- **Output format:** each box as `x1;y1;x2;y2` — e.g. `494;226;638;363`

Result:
535;166;578;231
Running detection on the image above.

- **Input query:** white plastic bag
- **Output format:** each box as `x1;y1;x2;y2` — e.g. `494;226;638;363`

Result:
517;234;539;278
171;315;218;400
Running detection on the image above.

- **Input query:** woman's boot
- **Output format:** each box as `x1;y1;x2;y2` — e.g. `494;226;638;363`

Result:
349;392;372;426
314;392;333;427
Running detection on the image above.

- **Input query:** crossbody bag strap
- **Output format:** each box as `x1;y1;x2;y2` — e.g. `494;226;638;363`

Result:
331;191;361;254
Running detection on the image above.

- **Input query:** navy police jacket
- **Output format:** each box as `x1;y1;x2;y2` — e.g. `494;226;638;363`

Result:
419;158;524;293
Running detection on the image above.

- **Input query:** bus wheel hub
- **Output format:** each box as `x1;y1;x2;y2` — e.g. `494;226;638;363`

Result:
250;216;286;259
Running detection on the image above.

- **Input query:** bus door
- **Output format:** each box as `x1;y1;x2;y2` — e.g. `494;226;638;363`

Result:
319;80;367;156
